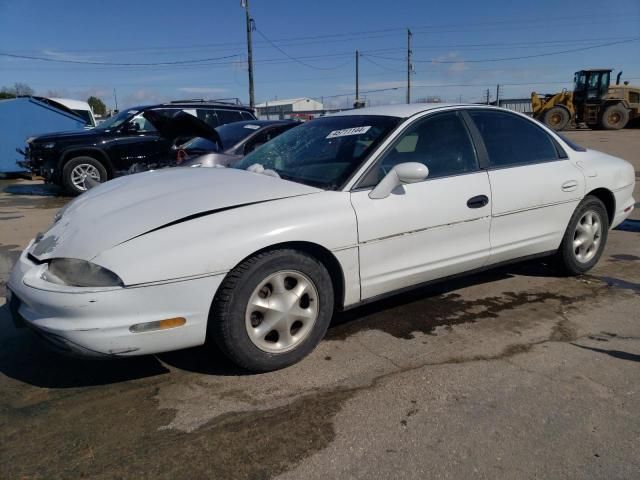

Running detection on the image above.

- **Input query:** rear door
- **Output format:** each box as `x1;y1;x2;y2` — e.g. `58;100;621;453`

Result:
466;109;585;264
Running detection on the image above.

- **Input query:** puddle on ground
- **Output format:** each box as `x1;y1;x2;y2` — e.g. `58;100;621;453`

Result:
0;181;70;210
2;183;63;197
0;194;68;210
609;254;640;262
0;370;354;479
328;290;574;341
591;276;640;293
615;219;640;233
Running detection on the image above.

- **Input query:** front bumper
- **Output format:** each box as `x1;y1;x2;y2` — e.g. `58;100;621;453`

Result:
7;246;225;357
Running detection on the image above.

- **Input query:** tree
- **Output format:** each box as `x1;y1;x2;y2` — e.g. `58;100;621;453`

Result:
87;96;107;116
0;82;34;98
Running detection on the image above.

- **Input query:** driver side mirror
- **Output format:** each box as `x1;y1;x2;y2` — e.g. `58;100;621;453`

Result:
369;162;429;199
124;122;140;133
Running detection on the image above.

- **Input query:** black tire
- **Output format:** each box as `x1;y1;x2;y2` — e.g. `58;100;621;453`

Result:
543;106;571;131
556;195;609;275
599;104;629;130
61;156;108;196
209;249;334;372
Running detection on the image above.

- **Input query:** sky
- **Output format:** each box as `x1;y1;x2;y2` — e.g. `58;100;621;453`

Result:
0;0;639;110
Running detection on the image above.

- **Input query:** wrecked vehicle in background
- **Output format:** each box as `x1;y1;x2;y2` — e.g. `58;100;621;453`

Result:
7;104;635;373
20;100;256;195
177;120;299;168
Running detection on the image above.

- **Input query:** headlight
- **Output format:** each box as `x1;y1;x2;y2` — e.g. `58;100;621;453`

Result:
44;258;123;287
42;142;56;149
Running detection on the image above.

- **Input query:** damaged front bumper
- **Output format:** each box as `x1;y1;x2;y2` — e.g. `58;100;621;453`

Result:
7;244;225;357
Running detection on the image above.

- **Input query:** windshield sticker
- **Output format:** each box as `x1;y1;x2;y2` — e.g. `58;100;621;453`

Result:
326;126;371;139
243;124;261;130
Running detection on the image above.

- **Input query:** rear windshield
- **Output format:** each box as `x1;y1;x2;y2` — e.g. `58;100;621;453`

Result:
233;115;400;189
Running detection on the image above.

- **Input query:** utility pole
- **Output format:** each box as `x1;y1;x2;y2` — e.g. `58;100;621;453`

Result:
242;0;255;108
113;88;118;112
355;50;359;102
406;29;412;104
485;89;490;105
495;84;500;107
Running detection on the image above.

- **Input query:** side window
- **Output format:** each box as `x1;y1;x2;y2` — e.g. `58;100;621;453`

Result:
216;109;244;126
469;110;558;168
130;114;157;132
241;111;256;121
362;112;478;187
197;108;219;128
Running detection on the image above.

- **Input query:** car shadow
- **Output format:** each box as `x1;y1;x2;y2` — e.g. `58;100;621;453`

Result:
0;303;170;389
2;182;65;197
572;343;640;363
0;257;569;384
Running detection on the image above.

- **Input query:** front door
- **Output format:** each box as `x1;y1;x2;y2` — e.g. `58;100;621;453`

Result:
107;114;168;173
350;111;492;300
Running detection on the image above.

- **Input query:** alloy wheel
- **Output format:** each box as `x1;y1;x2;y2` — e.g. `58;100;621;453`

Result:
245;270;319;353
573;210;602;263
70;163;100;191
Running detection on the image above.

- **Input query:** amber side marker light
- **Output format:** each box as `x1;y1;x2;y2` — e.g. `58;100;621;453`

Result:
129;317;186;333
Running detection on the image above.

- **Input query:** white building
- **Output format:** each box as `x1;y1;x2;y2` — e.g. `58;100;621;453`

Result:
255;97;324;120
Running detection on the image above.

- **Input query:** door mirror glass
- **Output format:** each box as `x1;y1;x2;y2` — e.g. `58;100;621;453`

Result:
369;162;429;199
124;122;140;133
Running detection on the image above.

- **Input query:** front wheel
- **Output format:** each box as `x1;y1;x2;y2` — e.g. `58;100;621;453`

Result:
557;196;609;275
543;106;571;131
61;156;107;196
209;249;334;372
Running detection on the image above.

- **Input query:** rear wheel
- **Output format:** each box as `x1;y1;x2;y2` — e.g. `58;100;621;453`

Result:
557;196;609;275
543;106;571;131
209;249;334;372
599;104;629;130
61;156;107;196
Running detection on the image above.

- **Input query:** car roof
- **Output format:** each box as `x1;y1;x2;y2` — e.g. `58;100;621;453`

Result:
329;103;470;118
217;119;298;128
125;102;255;113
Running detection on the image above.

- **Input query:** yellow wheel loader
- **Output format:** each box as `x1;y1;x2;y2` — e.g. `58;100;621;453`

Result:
531;69;640;131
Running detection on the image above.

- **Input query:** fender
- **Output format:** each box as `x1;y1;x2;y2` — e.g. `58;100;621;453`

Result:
59;147;115;178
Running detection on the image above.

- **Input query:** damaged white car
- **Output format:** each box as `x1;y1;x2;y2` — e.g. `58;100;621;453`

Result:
8;104;636;371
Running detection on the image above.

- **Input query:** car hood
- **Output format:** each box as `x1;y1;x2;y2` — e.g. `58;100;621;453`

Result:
29;167;322;261
143;110;222;144
29;129;99;144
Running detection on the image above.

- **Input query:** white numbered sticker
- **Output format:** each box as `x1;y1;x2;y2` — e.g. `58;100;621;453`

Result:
243;124;261;130
326;126;371;139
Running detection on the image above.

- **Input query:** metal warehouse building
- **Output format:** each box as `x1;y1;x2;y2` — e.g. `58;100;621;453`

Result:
255;97;324;120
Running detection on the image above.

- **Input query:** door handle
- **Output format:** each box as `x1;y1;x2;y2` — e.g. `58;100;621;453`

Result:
561;180;578;192
467;195;489;209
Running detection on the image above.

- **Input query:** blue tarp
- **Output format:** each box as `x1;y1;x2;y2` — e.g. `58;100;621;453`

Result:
0;97;86;173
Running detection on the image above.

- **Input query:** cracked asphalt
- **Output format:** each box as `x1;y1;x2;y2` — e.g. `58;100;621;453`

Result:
1;129;639;479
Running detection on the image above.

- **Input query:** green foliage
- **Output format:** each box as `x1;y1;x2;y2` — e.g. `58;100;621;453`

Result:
87;96;107;116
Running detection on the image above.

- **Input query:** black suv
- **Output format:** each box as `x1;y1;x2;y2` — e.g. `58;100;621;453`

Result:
22;100;256;195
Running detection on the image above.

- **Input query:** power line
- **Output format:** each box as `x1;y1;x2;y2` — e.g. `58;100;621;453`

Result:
254;27;352;70
367;37;640;64
0;51;241;66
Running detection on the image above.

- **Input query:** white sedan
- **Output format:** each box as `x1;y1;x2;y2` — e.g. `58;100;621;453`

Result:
8;104;636;371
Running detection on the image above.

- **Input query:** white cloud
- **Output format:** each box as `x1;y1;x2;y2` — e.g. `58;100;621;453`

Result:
431;52;468;75
41;49;102;62
177;87;229;94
